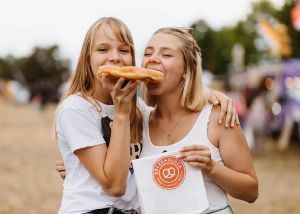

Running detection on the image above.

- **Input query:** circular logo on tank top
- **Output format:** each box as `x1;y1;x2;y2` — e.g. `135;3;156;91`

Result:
152;155;186;190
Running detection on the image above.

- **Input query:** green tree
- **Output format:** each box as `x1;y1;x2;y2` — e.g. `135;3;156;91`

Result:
0;56;14;79
17;45;70;104
191;20;215;72
190;0;300;75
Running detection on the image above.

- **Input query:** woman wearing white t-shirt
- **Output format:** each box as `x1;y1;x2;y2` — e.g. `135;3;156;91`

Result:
55;17;143;214
140;27;258;213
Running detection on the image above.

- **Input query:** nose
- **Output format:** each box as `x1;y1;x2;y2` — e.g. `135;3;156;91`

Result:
147;53;161;64
109;50;121;64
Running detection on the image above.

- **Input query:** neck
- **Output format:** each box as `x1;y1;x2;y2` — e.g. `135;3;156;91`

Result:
92;82;113;105
154;93;187;120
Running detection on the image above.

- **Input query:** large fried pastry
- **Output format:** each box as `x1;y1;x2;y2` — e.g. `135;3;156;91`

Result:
97;65;164;83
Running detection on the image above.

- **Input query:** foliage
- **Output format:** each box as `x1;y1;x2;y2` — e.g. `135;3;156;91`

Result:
190;0;300;75
0;56;15;79
1;45;70;104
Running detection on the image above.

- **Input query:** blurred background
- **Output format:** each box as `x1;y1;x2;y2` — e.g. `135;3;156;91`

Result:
1;0;299;213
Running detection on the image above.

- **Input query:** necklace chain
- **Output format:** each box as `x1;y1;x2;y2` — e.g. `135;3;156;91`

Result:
160;119;180;138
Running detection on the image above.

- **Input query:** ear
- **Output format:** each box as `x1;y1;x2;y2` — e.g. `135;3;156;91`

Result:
183;71;187;79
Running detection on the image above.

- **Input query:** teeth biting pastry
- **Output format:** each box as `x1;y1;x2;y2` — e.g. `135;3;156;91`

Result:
97;65;164;83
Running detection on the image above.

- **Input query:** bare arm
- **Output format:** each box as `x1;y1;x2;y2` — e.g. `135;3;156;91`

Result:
180;106;258;202
208;106;258;202
73;78;138;196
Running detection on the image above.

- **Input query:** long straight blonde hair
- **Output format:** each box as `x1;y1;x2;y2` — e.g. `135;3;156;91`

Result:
142;27;208;111
57;17;142;144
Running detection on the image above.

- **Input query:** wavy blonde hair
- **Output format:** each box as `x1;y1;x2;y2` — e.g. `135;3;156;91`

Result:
57;17;142;144
142;27;208;111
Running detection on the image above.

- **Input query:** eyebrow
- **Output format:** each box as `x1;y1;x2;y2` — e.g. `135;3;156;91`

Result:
145;46;176;51
94;42;130;47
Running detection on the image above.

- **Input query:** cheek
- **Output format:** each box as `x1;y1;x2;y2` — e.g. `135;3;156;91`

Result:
141;58;147;68
89;54;101;73
124;55;134;66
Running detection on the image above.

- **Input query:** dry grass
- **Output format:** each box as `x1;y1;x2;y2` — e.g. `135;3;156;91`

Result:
0;100;299;213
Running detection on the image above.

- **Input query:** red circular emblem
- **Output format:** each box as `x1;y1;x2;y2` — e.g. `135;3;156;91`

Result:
152;155;186;190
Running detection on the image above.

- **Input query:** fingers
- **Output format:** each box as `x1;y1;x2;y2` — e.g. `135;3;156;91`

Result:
188;162;207;169
179;145;212;171
114;77;126;89
208;91;220;106
59;171;66;179
101;74;115;91
230;111;240;128
126;85;138;100
224;100;234;128
56;164;65;172
179;145;211;160
180;144;208;152
218;99;227;125
55;160;66;180
235;113;240;126
182;154;210;163
114;79;138;100
55;160;64;168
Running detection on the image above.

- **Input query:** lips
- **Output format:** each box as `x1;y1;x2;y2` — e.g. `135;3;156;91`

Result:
146;67;164;74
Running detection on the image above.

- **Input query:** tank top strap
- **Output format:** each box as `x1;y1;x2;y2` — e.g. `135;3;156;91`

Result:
195;104;214;135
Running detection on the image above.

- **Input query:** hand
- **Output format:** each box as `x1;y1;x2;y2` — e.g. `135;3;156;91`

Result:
179;145;214;173
207;90;240;128
101;75;139;115
55;160;66;180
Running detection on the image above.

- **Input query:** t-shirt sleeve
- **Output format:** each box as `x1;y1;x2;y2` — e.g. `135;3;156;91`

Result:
58;108;106;152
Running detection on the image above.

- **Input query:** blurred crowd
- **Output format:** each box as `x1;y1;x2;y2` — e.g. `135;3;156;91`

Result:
207;59;300;153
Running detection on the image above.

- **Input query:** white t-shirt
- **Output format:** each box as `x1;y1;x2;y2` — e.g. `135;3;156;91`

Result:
141;104;232;214
56;94;139;214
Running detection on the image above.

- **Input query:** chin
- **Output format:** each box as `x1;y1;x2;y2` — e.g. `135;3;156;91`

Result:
146;87;161;96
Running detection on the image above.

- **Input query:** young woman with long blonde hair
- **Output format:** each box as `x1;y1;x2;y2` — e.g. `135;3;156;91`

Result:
140;27;258;213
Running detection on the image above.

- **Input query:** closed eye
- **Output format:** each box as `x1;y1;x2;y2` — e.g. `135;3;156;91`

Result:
97;48;108;53
120;49;130;54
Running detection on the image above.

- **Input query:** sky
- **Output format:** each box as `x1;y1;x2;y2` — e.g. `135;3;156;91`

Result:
0;0;285;69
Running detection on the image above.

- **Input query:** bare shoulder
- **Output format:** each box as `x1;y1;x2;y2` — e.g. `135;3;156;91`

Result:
207;105;222;148
207;105;242;148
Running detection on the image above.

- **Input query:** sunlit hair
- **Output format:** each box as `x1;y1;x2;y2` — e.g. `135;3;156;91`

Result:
56;17;142;144
68;17;135;98
142;27;208;111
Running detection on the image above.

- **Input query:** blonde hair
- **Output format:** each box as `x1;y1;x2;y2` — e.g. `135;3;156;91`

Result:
142;27;208;111
57;17;142;144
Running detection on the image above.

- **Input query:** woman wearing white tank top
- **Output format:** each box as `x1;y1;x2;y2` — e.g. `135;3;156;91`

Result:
140;27;258;213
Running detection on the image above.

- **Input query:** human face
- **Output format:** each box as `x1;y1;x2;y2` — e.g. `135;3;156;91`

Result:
142;33;185;95
89;26;133;74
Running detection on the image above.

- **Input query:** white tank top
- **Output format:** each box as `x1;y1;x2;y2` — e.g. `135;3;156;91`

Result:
141;104;232;213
